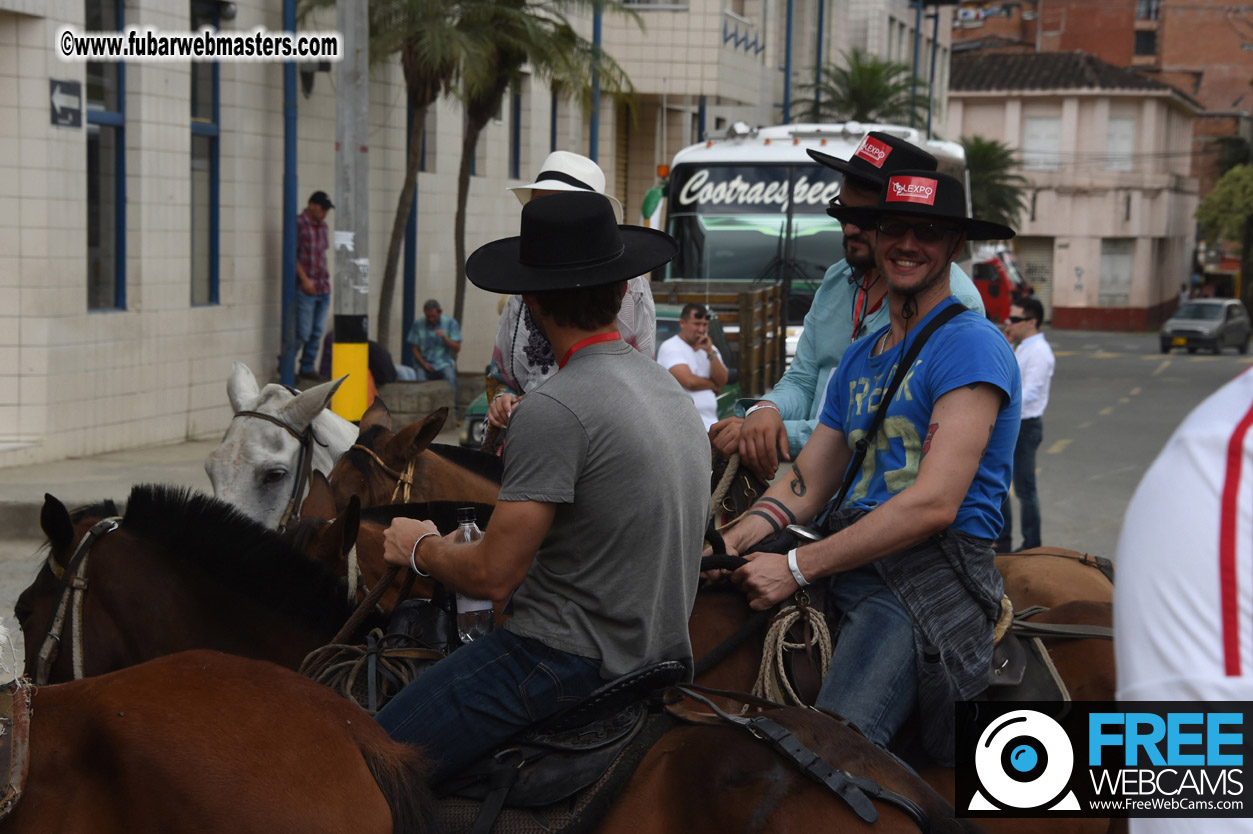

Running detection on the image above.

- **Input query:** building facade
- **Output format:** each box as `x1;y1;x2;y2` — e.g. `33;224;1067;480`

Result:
949;51;1200;329
0;0;950;466
952;0;1253;188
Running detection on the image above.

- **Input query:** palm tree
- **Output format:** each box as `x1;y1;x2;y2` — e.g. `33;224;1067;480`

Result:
301;0;500;350
961;135;1029;230
450;0;637;325
794;48;925;125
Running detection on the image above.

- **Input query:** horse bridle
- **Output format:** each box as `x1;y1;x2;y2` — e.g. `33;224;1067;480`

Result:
348;443;415;504
33;517;122;686
230;410;325;530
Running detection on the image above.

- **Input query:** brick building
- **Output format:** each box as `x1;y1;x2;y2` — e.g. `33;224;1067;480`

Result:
952;0;1252;187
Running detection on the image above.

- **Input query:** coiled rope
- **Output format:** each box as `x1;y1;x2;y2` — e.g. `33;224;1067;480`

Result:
751;601;833;706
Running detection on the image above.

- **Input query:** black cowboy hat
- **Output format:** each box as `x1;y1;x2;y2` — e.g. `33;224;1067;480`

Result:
808;131;938;187
466;192;678;293
826;170;1016;241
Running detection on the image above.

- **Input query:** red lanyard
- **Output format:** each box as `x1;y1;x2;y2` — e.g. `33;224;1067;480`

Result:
851;274;884;342
558;332;621;369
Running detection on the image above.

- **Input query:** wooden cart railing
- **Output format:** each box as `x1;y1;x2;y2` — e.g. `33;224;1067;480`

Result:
655;281;785;399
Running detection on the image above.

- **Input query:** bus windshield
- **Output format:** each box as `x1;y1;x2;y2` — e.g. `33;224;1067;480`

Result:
661;163;845;320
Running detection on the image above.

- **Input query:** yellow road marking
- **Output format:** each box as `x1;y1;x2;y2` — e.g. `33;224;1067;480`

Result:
1099;407;1114;416
1129;387;1141;396
1078;421;1092;429
1092;352;1121;359
1152;361;1170;376
1119;397;1130;403
1053;351;1079;357
1047;439;1071;455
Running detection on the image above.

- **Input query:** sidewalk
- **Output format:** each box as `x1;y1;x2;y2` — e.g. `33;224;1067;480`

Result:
0;425;461;541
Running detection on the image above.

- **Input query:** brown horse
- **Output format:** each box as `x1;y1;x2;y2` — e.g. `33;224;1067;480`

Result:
296;470;496;613
688;576;1117;834
4;649;431;834
320;400;500;515
16;486;365;682
7;646;972;833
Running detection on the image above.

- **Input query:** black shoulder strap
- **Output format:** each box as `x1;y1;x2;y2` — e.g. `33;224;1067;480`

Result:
830;302;967;513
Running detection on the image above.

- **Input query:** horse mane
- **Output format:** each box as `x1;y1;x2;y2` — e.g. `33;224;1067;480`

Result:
427;444;502;483
121;484;353;633
360;501;495;531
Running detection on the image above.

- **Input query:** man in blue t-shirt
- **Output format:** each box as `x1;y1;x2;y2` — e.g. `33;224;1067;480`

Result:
721;171;1021;763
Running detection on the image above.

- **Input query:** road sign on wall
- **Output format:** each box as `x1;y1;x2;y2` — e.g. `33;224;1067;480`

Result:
50;79;81;128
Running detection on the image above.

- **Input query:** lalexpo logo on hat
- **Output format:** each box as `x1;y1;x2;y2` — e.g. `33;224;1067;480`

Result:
887;175;938;206
853;135;892;168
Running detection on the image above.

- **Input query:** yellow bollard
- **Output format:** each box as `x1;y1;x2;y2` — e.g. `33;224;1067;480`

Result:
331;340;369;421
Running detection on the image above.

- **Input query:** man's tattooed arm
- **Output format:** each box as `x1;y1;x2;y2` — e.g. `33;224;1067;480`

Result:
790;464;807;497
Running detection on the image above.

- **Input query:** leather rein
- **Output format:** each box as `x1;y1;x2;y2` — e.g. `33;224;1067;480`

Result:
231;410;324;530
33;517;122;686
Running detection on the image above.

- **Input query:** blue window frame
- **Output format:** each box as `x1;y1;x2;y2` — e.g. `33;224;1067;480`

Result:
86;0;126;311
191;0;220;306
509;89;522;179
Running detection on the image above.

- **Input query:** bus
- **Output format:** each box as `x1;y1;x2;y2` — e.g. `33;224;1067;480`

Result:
655;122;967;360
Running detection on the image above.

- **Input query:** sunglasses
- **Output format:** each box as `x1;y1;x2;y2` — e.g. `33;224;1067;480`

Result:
1007;316;1029;324
875;219;958;244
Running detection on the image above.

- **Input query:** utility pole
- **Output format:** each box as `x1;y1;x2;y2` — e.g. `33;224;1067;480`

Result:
331;0;370;420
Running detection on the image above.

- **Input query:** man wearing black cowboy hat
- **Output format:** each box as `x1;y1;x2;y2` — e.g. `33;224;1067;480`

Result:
375;192;710;784
709;131;985;481
721;171;1022;763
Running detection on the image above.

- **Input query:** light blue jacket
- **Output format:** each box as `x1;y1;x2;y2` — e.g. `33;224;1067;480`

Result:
734;261;985;455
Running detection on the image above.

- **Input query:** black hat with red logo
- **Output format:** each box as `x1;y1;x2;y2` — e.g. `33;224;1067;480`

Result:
807;131;939;187
826;170;1016;241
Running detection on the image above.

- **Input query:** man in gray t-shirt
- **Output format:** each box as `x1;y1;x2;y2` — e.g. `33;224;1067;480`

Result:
375;192;709;786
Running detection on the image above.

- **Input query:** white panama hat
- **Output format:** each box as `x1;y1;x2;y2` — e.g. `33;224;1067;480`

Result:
508;150;624;221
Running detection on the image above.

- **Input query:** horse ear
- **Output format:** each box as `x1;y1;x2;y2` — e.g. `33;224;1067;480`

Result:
226;362;260;413
334;495;361;558
300;471;339;521
387;407;448;465
40;494;74;552
282;376;347;431
359;397;392;433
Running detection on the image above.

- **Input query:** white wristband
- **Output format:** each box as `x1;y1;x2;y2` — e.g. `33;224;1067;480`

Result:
787;548;810;588
409;532;440;577
745;401;780;418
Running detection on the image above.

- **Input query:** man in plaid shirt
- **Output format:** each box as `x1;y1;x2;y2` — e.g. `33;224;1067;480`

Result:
295;190;333;381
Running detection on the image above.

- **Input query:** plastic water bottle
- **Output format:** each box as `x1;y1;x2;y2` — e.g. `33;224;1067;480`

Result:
454;507;494;644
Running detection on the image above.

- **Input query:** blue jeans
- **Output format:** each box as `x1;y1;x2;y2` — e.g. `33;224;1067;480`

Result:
414;362;459;416
996;417;1043;552
374;628;603;785
295;291;330;374
815;565;918;748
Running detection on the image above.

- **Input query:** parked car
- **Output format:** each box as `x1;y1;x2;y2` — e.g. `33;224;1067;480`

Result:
458;304;742;448
1160;298;1251;355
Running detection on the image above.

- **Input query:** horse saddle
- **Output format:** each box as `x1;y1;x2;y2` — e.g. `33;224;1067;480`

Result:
984;603;1111;703
0;679;32;823
435;661;685;834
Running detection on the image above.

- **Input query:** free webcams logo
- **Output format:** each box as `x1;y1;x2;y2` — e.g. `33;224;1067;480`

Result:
970;709;1081;812
886;176;937;206
854;136;891;167
957;701;1250;819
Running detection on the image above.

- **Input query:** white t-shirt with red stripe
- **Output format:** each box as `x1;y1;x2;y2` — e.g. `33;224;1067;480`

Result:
1116;366;1253;703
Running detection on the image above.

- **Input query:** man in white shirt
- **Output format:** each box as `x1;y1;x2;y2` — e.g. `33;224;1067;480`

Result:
995;296;1055;552
1115;367;1253;834
656;303;728;430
